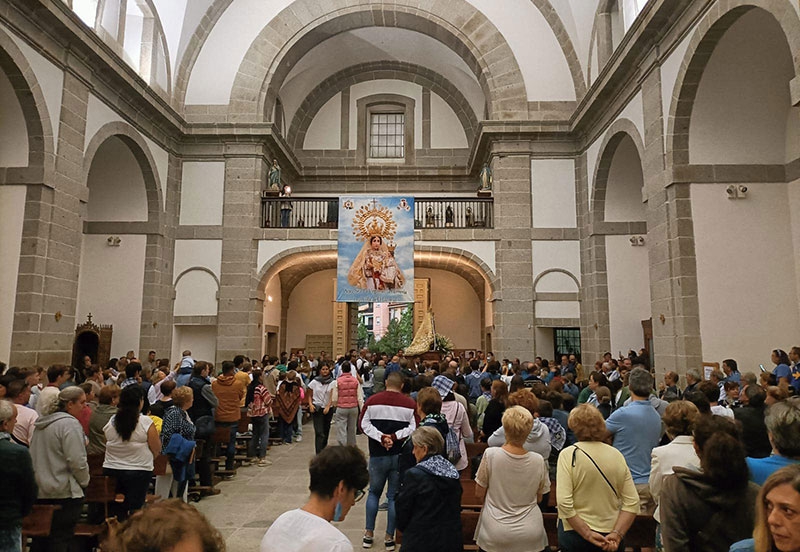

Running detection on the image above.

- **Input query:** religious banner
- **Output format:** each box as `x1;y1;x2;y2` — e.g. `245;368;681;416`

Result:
337;196;414;303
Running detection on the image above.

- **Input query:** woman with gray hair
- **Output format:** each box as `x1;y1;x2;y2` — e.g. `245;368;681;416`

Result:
30;386;90;552
395;426;462;552
0;399;37;552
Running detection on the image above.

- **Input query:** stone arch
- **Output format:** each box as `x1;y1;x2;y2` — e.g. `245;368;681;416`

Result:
225;0;528;121
83;122;164;225
590;118;645;224
256;243;498;302
174;266;220;287
174;267;220;317
287;61;479;151
666;1;800;167
533;268;580;292
528;0;586;99
0;27;55;180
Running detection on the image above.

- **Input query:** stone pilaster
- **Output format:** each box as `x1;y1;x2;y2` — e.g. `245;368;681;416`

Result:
215;146;267;364
490;146;534;360
641;63;702;377
576;152;611;362
11;72;89;366
139;154;181;359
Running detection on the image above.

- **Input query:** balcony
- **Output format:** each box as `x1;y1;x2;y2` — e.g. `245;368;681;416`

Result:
260;194;493;229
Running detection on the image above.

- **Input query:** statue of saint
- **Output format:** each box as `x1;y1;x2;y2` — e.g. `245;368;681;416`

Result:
478;162;492;192
445;205;454;227
268;159;281;191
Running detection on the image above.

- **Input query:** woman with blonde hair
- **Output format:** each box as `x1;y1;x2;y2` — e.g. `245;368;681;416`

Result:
730;464;800;552
556;404;639;551
475;406;550;552
486;390;551;459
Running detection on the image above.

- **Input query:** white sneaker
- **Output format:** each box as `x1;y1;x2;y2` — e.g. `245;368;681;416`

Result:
294;435;302;442
258;458;272;467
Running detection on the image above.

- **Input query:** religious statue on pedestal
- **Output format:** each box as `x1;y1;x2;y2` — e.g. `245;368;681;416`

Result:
478;162;492;193
268;159;281;192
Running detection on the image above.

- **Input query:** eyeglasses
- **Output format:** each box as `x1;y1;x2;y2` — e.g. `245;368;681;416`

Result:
354;489;366;503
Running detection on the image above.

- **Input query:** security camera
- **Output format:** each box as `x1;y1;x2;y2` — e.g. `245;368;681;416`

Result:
738;185;748;195
726;185;737;198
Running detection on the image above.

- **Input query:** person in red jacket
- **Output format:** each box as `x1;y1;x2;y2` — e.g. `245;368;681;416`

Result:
332;362;363;446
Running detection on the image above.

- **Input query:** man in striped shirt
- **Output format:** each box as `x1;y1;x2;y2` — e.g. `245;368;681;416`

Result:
359;371;417;551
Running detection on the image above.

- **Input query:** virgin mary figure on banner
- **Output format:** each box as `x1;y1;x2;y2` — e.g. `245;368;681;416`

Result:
337;197;414;303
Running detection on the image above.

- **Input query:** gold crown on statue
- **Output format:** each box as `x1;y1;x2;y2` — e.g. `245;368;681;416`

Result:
352;199;397;242
387;243;397;253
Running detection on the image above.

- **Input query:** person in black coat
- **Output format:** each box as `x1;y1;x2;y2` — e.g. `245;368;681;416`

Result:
732;384;772;458
396;426;462;552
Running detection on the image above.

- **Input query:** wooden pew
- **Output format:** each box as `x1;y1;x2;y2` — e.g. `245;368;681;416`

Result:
461;510;481;551
460;479;485;510
22;504;60;543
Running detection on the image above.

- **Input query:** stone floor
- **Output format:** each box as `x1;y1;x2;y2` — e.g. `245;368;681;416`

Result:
194;422;384;552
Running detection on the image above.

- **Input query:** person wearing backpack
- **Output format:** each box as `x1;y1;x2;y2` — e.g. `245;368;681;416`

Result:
432;375;472;473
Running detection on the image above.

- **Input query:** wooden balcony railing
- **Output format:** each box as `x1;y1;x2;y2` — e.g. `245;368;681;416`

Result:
260;193;493;229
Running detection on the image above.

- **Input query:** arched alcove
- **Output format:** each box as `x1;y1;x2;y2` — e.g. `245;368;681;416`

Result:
670;4;800;370
174;268;219;316
604;135;645;222
86;136;149;222
689;9;796;164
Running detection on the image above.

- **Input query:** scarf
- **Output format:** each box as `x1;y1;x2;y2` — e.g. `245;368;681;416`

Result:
315;373;334;385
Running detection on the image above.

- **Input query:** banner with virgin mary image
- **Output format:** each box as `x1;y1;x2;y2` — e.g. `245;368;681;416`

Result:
337;196;414;303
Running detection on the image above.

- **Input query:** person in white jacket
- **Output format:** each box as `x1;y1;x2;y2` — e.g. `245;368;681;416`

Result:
30;386;90;552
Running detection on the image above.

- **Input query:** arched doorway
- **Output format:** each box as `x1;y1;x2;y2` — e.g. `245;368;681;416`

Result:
257;246;495;360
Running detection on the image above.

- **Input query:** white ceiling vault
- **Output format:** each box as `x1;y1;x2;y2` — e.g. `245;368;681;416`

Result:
64;0;651;111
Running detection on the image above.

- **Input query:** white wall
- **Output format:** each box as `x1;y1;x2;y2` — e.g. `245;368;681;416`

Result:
185;0;288;104
263;276;282;329
692;183;800;371
690;10;793;164
285;269;335;351
76;234;147;358
604;136;645;222
605;234;650;355
304;93;341;150
535;301;580;319
469;0;577;100
173;240;222;280
535;271;578;293
531;158;576;228
86;136;149;222
430;92;468;149
790;179;800;310
0;186;25;362
179;162;225;225
171;325;217;366
532;240;581;285
417;268;481;348
535;326;555;359
0;68;28;167
174;270;218;316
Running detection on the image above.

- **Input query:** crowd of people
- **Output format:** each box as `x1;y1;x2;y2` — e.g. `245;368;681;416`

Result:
0;345;799;552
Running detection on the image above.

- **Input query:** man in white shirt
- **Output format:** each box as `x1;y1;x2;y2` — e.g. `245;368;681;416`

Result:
261;445;369;552
8;380;37;446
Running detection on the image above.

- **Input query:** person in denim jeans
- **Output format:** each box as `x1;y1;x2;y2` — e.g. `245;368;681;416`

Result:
359;372;417;551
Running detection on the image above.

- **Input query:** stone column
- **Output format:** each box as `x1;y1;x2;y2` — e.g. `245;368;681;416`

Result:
10;72;89;366
490;145;534;360
215;145;267;364
641;61;702;376
139;154;181;359
576;153;612;362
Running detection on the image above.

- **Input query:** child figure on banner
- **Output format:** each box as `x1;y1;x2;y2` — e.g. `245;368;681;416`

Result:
347;201;406;292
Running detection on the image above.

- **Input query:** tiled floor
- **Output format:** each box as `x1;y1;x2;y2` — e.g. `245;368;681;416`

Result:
195;422;386;552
